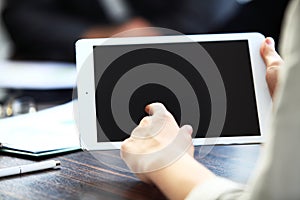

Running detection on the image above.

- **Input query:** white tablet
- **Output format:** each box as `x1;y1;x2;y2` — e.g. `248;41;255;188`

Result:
76;32;272;150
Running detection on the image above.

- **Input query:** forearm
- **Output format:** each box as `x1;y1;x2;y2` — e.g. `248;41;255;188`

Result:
148;154;215;200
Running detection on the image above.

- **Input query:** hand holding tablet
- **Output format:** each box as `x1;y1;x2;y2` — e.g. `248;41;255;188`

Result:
76;32;272;150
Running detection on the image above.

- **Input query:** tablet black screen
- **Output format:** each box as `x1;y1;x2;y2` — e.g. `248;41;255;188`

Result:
93;40;260;142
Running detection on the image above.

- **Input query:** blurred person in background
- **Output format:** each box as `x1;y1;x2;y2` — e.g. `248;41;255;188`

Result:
1;0;289;63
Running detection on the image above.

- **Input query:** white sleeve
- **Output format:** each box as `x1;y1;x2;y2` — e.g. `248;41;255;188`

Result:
186;0;300;199
246;0;300;199
185;177;244;200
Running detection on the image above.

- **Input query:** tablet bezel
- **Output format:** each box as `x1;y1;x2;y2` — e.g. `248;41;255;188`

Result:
76;33;272;150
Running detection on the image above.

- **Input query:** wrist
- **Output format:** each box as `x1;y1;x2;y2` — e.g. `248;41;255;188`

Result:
147;153;215;200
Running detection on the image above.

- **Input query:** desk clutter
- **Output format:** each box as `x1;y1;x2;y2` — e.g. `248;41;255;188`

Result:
0;61;79;157
0;101;80;157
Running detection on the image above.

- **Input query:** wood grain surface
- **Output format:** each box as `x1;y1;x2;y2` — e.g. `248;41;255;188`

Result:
0;144;261;200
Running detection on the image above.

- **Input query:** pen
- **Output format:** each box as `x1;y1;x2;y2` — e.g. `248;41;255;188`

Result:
0;160;61;178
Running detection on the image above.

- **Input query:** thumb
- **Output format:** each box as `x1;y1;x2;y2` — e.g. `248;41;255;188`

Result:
260;37;283;69
260;37;283;98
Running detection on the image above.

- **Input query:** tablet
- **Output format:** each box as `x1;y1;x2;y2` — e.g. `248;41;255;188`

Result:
76;32;272;150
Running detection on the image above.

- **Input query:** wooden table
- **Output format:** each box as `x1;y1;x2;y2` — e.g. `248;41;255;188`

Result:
0;144;260;200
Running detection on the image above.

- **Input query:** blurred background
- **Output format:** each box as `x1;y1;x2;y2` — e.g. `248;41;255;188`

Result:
0;0;290;117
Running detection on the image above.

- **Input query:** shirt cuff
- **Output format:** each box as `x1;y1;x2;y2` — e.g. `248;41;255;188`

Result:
185;176;244;200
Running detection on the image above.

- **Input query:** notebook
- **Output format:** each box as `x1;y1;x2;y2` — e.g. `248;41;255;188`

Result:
0;101;80;157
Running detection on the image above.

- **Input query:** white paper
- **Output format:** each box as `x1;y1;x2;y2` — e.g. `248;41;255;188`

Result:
0;101;80;153
0;61;76;89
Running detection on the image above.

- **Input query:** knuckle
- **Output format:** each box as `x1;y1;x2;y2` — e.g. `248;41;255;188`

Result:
140;116;150;125
267;65;279;73
120;144;127;152
266;65;280;81
159;111;173;120
121;138;131;151
268;58;284;69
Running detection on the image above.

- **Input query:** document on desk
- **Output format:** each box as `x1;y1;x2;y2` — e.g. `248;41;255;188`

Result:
0;101;80;157
0;61;76;89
